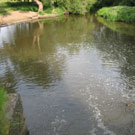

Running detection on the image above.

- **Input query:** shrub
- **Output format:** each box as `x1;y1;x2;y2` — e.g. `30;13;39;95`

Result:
0;2;38;12
88;0;135;12
97;6;135;23
68;0;87;15
41;0;90;15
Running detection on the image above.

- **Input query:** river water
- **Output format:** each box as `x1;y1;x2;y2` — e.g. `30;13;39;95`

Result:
0;15;135;135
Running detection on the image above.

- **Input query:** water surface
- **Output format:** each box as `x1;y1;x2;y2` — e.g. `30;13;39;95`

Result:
0;15;135;135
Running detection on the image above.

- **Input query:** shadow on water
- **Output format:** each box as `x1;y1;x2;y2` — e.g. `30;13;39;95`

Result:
0;15;135;135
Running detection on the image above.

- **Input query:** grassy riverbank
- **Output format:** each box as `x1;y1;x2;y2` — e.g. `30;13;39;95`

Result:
0;2;37;15
1;1;135;24
0;1;65;16
97;6;135;23
0;88;8;135
0;89;7;114
0;1;66;26
0;89;28;135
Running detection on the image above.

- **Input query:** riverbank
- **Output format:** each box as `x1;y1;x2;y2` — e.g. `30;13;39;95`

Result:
0;1;135;26
0;89;8;135
0;90;28;135
97;6;135;24
0;11;62;27
6;94;29;135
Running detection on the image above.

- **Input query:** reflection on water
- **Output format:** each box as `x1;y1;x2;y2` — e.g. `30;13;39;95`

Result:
32;21;44;52
0;15;135;135
97;17;135;36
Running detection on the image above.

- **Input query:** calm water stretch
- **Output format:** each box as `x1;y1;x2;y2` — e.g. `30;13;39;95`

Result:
0;15;135;135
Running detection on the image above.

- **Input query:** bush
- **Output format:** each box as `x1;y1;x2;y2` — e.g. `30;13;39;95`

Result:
97;6;135;23
41;0;90;15
88;0;135;12
55;8;65;15
42;0;52;8
0;2;38;12
68;0;87;15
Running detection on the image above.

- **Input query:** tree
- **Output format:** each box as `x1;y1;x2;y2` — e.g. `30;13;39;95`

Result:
34;0;43;13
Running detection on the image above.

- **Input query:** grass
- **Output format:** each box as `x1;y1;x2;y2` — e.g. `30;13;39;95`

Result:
0;2;38;15
0;1;66;16
6;2;38;12
55;8;65;15
97;6;135;23
0;2;11;15
39;7;66;15
0;88;8;135
0;88;7;112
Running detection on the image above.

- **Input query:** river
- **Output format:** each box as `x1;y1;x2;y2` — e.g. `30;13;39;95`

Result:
0;15;135;135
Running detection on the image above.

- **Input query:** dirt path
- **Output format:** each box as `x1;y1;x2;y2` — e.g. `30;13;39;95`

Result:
0;11;59;26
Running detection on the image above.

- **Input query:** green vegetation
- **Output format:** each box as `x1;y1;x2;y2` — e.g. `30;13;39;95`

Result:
97;6;135;23
6;2;38;12
0;0;90;15
1;0;135;22
0;88;7;113
88;0;135;12
0;1;66;15
0;2;38;15
39;7;65;15
42;0;90;15
42;0;135;14
0;88;9;135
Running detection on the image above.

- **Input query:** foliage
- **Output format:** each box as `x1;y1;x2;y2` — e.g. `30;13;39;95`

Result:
0;2;10;15
1;0;135;16
0;1;65;15
0;2;38;14
0;9;9;15
97;6;135;23
40;0;135;14
6;2;38;12
39;7;65;16
88;0;135;12
54;8;65;15
68;0;87;15
41;0;90;15
44;7;53;14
